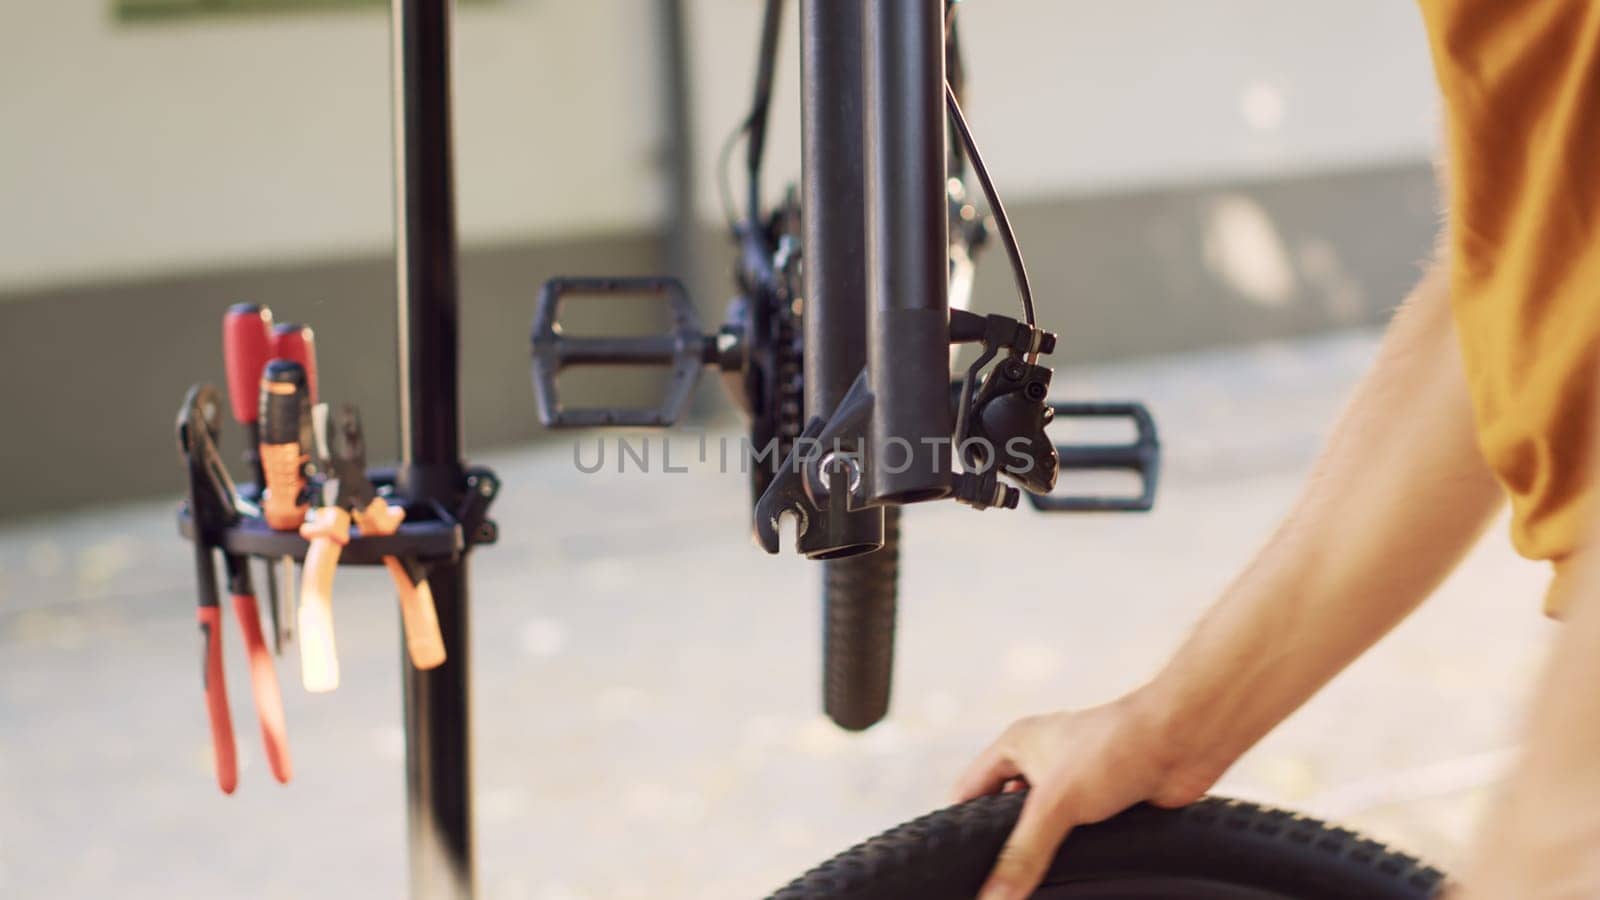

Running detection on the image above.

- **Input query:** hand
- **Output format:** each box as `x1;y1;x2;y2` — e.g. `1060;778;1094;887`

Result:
951;693;1221;900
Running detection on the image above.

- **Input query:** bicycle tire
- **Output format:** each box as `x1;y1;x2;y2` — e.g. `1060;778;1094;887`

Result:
770;792;1447;899
821;506;901;731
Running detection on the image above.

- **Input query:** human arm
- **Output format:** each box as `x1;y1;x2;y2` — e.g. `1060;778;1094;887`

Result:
957;263;1506;900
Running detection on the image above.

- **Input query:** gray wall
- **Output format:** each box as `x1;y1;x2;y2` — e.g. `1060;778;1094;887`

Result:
0;2;1447;518
1;1;1438;293
0;162;1438;519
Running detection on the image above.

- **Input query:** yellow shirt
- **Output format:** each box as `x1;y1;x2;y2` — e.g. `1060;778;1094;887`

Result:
1419;1;1600;614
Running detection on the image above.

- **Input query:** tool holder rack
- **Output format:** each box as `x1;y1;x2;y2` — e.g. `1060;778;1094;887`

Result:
177;468;501;566
168;1;494;895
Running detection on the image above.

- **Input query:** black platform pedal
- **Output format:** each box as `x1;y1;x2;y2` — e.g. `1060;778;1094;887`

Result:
530;276;712;428
1028;401;1160;513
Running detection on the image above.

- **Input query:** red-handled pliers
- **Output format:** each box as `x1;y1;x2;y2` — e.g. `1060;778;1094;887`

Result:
178;384;292;793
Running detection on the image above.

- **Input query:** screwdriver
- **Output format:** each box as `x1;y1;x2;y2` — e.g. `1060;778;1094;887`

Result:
222;304;274;488
258;360;311;531
222;303;287;653
271;323;318;404
258;361;336;692
267;322;320;652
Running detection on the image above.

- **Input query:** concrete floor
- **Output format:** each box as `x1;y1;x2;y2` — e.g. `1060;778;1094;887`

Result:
0;329;1558;899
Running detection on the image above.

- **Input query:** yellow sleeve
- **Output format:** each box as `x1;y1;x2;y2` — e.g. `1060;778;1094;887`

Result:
1419;0;1600;613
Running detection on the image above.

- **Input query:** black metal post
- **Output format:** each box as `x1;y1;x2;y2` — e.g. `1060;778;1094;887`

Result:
863;0;951;504
391;1;474;898
800;0;883;553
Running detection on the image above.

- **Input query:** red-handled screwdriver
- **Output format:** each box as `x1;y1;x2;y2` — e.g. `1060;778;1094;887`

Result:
222;303;288;654
223;304;275;488
271;323;318;404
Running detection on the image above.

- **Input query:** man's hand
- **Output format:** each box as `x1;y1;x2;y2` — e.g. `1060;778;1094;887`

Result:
951;694;1217;900
948;264;1499;899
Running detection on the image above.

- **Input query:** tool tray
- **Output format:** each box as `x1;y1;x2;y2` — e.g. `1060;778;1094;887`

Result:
178;466;499;566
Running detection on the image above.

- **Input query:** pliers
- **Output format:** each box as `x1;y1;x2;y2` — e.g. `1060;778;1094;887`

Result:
177;385;293;793
297;403;445;693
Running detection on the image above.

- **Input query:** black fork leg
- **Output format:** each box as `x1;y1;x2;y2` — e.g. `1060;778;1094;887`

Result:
803;0;897;730
802;0;869;421
863;0;952;504
802;0;883;551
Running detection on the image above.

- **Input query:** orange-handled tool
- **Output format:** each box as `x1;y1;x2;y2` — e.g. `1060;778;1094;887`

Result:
297;495;445;678
297;503;348;693
330;404;445;670
301;404;446;680
355;498;446;670
258;361;311;531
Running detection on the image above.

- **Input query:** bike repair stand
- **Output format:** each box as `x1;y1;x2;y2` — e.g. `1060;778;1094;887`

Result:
391;1;480;896
175;2;491;897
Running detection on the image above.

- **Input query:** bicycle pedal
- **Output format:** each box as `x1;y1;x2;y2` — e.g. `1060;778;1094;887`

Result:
530;276;713;428
1028;401;1160;513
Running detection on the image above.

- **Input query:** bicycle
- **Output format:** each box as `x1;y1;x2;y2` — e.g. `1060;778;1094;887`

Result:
531;2;1449;896
530;0;1158;732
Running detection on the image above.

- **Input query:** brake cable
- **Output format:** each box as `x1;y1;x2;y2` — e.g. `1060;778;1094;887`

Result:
744;0;784;224
944;83;1036;335
718;0;1039;347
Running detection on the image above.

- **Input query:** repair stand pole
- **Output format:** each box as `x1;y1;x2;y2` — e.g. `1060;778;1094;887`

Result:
391;0;474;897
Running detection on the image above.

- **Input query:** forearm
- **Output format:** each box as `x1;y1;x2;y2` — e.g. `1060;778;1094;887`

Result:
1139;265;1503;783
